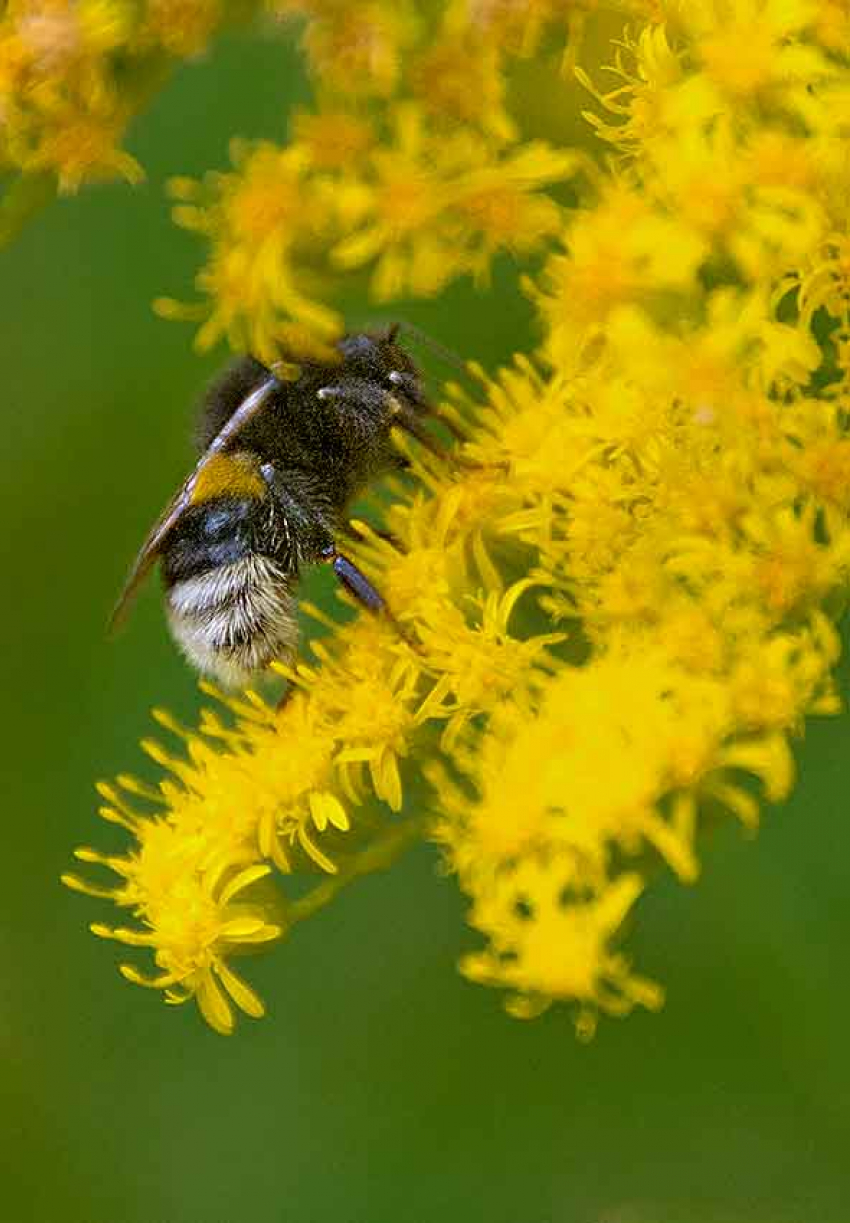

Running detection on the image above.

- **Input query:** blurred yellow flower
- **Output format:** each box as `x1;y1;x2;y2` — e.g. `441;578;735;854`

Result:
0;0;243;201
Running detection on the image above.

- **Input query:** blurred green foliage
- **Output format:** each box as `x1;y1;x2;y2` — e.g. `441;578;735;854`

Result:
3;25;849;1223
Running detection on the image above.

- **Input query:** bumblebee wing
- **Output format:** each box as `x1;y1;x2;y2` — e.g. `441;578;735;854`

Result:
108;371;282;634
108;483;196;634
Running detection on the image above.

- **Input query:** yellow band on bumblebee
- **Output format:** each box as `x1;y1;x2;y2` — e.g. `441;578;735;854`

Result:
189;452;267;505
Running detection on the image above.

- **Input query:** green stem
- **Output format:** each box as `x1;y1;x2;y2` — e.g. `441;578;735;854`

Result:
287;816;431;927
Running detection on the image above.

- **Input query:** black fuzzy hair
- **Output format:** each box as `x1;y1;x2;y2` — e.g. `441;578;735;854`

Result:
194;356;271;452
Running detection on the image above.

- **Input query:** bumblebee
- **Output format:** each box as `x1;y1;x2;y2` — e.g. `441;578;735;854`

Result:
111;327;437;688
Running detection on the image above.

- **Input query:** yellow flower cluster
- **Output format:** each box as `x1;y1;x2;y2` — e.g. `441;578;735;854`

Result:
0;0;241;201
156;2;583;360
58;1;850;1034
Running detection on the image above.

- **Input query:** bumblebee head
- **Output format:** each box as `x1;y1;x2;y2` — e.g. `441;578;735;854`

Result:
337;326;425;410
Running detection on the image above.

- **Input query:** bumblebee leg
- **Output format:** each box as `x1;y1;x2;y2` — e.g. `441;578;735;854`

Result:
320;545;421;651
390;408;454;465
321;546;386;612
396;408;507;475
387;371;471;443
428;408;470;444
388;398;492;472
276;684;295;713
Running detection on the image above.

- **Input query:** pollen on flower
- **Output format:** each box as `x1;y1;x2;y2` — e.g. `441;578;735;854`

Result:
311;2;414;96
576;22;684;155
416;585;562;751
307;618;425;812
795;437;850;511
224;143;307;243
163;142;343;357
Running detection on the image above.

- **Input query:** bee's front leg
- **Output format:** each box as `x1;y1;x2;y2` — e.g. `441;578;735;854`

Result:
320;545;386;612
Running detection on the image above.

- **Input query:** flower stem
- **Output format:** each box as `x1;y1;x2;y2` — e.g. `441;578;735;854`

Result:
288;815;430;926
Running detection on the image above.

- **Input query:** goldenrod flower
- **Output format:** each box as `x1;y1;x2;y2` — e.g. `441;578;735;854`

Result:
158;140;343;359
63;779;284;1035
270;0;418;96
0;0;247;206
134;0;223;56
332;104;578;298
456;0;567;55
461;865;663;1031
44;0;850;1034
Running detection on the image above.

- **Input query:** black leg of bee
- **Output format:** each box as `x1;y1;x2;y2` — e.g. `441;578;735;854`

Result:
275;683;295;714
320;544;420;653
387;371;470;443
321;546;386;612
391;408;455;466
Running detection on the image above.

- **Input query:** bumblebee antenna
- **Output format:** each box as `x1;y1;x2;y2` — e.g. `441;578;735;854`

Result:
394;321;468;377
354;316;469;377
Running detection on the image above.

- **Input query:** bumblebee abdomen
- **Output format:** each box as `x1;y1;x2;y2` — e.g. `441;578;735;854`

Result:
161;498;259;585
161;491;297;689
165;553;298;689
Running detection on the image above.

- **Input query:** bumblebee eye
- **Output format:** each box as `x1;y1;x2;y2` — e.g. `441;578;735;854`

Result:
387;369;426;409
387;369;415;397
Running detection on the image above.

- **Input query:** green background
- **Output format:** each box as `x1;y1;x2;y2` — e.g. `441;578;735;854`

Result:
3;26;849;1223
